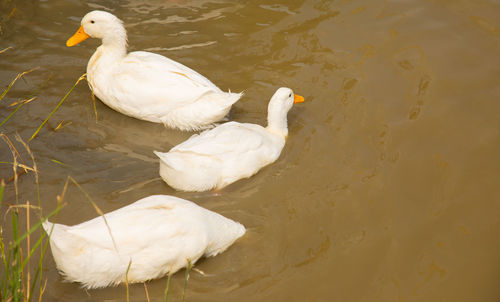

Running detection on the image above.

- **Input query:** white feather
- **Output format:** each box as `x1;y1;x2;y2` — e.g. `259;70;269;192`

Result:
155;87;303;191
72;10;242;131
43;195;245;289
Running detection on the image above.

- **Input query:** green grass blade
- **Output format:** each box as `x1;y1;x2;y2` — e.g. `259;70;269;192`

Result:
21;231;45;270
29;73;86;141
50;159;68;167
181;259;193;302
10;211;21;300
125;259;132;302
12;205;64;249
0;97;36;128
0;104;20;127
0;180;4;207
24;233;45;302
37;224;53;302
163;272;172;302
0;227;8;293
29;264;41;302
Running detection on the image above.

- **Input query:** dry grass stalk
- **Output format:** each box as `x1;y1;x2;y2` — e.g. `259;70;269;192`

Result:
144;283;151;302
64;176;119;253
0;67;39;104
0;46;13;54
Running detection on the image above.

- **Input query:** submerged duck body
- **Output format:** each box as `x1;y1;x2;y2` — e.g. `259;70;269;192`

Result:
68;10;242;130
154;87;305;192
43;195;245;289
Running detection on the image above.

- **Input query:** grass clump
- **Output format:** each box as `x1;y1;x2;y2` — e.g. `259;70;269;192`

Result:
0;134;64;302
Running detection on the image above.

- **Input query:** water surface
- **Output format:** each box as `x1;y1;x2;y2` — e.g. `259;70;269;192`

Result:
1;0;500;301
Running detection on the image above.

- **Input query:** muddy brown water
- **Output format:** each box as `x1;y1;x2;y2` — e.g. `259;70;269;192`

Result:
1;0;500;301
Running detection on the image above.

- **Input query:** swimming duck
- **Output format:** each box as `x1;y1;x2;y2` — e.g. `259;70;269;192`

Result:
43;195;245;289
154;87;305;192
67;10;242;130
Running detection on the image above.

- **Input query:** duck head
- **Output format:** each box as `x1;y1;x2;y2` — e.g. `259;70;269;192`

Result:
67;10;127;48
267;87;305;137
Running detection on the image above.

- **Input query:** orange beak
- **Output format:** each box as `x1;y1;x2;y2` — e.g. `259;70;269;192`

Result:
294;94;305;104
66;25;90;47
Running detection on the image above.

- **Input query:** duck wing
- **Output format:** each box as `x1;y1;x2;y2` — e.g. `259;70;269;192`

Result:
64;196;208;256
109;51;221;111
172;122;271;157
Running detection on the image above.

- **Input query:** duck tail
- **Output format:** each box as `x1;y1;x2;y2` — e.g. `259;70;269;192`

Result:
42;219;54;235
154;150;176;169
226;90;244;106
205;220;246;257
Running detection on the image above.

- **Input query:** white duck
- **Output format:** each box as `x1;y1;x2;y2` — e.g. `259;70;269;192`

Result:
66;10;242;130
42;195;245;289
154;87;304;192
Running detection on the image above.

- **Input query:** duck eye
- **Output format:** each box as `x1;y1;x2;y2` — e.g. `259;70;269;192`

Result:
90;20;95;24
288;93;292;98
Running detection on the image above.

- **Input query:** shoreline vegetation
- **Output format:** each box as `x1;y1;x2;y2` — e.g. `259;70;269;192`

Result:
0;47;191;302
